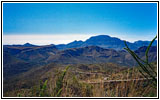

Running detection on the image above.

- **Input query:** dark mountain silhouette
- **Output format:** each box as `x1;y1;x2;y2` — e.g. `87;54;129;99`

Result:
3;44;58;62
134;40;157;47
56;35;157;50
4;43;37;47
3;44;58;78
134;46;157;63
57;40;83;50
23;43;36;47
47;46;157;66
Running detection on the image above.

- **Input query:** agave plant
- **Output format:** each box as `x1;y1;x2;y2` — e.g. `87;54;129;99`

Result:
54;66;70;97
39;80;48;97
124;35;157;86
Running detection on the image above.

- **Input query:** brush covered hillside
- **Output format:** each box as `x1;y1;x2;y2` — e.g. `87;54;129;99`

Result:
3;44;58;79
3;35;157;97
3;45;157;79
4;62;157;97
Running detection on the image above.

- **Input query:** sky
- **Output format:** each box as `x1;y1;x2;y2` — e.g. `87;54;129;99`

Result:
3;3;157;45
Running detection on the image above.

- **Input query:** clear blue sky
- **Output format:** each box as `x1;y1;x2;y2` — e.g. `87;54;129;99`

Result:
3;3;157;45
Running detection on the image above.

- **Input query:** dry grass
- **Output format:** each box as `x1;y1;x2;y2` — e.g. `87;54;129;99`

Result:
4;63;157;97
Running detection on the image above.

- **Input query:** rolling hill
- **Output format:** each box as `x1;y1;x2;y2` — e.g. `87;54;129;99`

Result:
3;43;157;79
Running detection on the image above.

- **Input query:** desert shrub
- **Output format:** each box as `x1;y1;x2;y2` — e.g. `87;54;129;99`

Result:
65;75;93;97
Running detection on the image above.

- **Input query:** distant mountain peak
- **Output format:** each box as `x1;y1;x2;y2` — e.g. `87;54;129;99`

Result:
71;40;83;43
56;35;157;50
93;35;111;37
88;35;111;40
23;43;36;47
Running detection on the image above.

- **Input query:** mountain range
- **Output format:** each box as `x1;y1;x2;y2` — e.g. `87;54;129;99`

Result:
3;35;157;78
56;35;157;50
4;35;157;50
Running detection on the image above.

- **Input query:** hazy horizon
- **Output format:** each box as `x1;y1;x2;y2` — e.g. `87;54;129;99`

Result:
3;34;157;45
